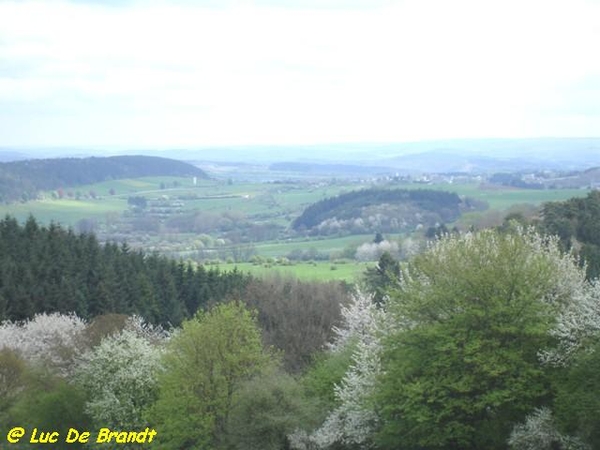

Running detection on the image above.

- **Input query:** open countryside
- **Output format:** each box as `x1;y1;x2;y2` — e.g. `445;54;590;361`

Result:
0;165;592;281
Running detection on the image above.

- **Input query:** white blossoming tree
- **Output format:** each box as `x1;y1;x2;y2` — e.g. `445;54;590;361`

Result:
291;290;386;449
75;316;167;429
540;279;600;366
0;312;87;376
508;408;589;450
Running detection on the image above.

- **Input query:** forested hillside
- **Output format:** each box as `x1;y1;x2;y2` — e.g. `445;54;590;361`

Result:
0;216;247;325
0;155;208;202
292;188;477;235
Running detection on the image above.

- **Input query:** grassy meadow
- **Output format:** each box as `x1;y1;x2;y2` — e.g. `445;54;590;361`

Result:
252;234;396;258
444;184;588;209
215;260;374;283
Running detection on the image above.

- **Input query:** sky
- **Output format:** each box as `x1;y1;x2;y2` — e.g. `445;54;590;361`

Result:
0;0;599;149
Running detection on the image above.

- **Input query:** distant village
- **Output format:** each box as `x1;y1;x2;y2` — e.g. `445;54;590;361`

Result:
366;166;600;190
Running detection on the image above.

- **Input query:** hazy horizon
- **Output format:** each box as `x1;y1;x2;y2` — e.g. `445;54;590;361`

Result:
3;137;600;172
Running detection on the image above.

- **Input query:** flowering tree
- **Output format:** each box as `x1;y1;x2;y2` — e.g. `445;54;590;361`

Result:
328;290;381;352
291;290;386;449
355;240;400;262
311;338;382;449
75;317;167;429
0;312;87;376
540;279;600;366
123;314;170;343
508;408;589;450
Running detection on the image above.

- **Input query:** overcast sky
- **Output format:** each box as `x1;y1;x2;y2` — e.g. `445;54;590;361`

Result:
1;0;599;149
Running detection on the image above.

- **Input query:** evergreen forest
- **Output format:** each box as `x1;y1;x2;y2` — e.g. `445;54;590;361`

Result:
0;216;249;325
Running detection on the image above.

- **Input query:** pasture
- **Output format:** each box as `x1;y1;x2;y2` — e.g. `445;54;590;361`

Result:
215;260;374;283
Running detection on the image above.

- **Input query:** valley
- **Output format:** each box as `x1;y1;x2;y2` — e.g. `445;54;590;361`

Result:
0;157;594;281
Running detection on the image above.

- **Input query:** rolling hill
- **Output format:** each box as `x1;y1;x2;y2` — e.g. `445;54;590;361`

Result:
0;155;208;203
292;188;481;235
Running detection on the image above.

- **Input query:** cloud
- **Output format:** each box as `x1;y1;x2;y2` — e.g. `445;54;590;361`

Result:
0;0;599;147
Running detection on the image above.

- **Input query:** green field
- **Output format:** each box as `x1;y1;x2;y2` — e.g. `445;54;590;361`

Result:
252;234;396;258
216;260;374;283
0;197;126;224
447;185;588;210
0;177;362;226
388;182;590;210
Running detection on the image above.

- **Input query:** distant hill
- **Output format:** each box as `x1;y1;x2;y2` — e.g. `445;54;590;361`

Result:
292;188;483;235
383;142;600;174
540;167;600;189
269;161;392;176
0;155;208;203
9;138;600;174
0;150;29;162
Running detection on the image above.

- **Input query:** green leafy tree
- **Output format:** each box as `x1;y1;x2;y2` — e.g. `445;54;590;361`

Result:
8;370;91;449
553;338;600;448
302;345;356;411
0;349;26;425
150;302;270;449
225;367;321;450
376;229;584;450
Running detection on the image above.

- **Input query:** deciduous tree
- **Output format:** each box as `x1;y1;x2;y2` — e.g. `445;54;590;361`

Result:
376;229;586;450
150;302;270;449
